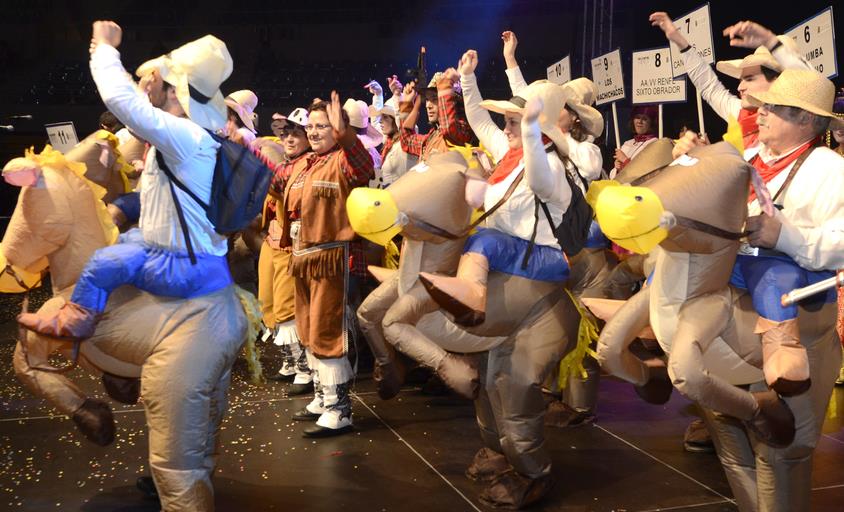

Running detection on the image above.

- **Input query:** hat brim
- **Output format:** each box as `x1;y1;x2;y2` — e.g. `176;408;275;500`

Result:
479;99;524;116
715;55;782;80
136;56;227;132
224;98;256;133
747;90;844;130
567;100;603;138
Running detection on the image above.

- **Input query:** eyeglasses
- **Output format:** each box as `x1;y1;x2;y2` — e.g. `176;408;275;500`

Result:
304;123;331;132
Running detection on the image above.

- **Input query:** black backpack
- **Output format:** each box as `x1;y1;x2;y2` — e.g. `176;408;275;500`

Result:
156;131;272;263
521;154;593;268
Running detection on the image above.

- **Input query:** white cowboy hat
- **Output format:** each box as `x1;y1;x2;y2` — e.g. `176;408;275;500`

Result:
136;35;233;132
561;77;604;138
520;80;569;155
746;68;844;130
480;95;527;116
343;99;383;149
271;108;309;137
369;104;398;119
224;90;259;134
715;35;799;79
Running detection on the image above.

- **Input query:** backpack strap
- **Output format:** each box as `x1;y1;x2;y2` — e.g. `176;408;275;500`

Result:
155;150;201;265
155;149;209;211
521;197;541;270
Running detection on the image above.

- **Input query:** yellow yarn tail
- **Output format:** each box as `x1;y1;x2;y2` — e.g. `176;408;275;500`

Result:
384;240;400;270
556;289;599;391
234;285;265;384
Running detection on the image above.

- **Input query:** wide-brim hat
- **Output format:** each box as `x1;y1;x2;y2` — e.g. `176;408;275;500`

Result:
562;78;603;138
521;80;569;155
224;90;258;133
136;35;233;132
715;35;797;79
419;71;462;100
479;95;526;116
369;104;398;119
746;69;844;130
344;99;383;149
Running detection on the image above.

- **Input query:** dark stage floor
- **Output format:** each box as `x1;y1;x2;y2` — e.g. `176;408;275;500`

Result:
1;294;843;511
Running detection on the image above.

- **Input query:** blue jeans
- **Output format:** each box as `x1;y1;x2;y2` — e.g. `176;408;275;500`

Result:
464;228;569;282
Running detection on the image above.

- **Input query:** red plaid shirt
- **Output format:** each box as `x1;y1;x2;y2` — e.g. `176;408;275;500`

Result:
268;151;311;199
400;92;473;158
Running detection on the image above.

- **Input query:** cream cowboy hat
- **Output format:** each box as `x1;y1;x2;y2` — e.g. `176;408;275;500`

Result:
136;35;233;132
343;99;383;149
715;35;798;79
225;90;259;134
747;69;844;130
369;104;398;119
520;80;568;154
561;77;603;138
480;95;527;116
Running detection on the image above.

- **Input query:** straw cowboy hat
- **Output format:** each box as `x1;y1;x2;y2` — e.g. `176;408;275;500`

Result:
561;77;604;138
715;35;799;79
747;69;844;130
343;99;383;149
271;108;309;137
480;95;527;116
136;35;233;132
520;80;569;153
225;90;259;134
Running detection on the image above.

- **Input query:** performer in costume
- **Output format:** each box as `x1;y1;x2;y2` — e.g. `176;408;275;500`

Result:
224;89;259;146
368;76;418;187
261;108;314;387
651;13;810;149
18;30;236;343
278;93;374;437
398;68;473;162
419;49;573;326
613;105;658;175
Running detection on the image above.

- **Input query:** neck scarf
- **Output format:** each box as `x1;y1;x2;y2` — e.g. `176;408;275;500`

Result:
738;108;760;149
634;133;656;143
748;137;818;202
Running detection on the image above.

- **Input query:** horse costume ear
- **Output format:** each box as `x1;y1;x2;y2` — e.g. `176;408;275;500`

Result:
2;157;42;187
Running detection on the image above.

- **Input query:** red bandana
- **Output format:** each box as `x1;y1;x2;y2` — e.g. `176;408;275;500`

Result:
738;108;760;150
634;133;656;143
748;137;818;202
487;135;552;184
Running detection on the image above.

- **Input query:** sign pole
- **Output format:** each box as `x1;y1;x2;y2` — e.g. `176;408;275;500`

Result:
696;90;706;137
612;102;621;149
658;104;664;138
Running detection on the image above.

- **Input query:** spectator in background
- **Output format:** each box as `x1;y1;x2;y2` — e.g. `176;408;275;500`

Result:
613;105;658;176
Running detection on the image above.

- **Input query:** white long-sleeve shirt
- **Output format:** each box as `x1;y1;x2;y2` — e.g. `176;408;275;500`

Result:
505;66;603;182
741;144;844;271
682;44;812;124
380;136;417;187
90;44;227;256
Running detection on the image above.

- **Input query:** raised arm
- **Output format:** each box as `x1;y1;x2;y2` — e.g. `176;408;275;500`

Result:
522;97;571;208
723;20;812;72
502;31;528;96
399;82;427;157
89;21;203;165
458;50;509;162
328;90;375;187
650;12;739;122
436;68;473;146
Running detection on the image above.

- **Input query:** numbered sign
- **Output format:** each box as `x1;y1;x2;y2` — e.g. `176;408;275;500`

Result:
784;7;837;78
667;3;715;79
546;55;572;85
632;47;687;104
591;49;625;106
45;122;79;154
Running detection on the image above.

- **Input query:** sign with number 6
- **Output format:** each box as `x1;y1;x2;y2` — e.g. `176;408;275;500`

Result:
784;7;837;79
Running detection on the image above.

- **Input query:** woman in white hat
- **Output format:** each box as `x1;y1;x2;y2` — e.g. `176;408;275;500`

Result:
343;98;382;170
502;30;604;184
364;76;419;187
650;14;812;150
224;89;259;146
419;50;575;328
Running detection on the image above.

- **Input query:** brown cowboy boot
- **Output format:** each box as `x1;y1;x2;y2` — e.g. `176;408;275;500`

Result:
479;469;554;510
634;359;673;405
466;447;511;482
419;252;489;327
18;302;99;341
743;390;795;448
757;317;811;396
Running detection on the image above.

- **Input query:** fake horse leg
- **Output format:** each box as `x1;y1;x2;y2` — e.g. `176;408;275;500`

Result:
595;288;671;401
757;317;811;396
467;354;511;482
669;294;794;448
419;252;489;327
382;284;478;399
357;275;405;399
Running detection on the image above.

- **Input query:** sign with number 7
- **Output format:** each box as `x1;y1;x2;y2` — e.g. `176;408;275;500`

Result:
667;3;715;79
